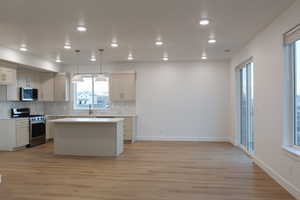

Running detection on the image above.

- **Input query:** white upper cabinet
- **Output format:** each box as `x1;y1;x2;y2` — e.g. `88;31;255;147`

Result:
0;67;17;85
110;73;136;102
0;67;18;101
39;72;55;102
40;72;70;102
54;73;69;101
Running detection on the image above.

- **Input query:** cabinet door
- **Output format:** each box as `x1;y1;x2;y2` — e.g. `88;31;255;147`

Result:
40;73;54;101
123;118;133;140
54;73;69;101
6;85;18;101
123;74;136;101
0;68;18;101
0;70;7;84
110;74;123;101
0;68;16;85
16;120;29;147
110;73;136;102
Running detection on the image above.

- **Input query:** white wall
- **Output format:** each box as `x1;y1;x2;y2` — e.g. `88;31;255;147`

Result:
60;60;230;141
229;0;300;198
135;61;230;141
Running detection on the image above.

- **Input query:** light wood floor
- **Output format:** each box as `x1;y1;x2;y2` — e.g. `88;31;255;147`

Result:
0;142;295;200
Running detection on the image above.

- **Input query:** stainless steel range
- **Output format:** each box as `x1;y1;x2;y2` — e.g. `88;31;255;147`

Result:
11;108;46;147
29;115;46;147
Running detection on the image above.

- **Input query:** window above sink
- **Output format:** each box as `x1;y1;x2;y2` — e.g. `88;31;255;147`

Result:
73;74;110;110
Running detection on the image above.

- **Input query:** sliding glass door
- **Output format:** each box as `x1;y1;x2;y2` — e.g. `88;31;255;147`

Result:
239;62;254;153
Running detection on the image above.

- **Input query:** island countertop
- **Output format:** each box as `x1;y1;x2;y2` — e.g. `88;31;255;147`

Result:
46;114;137;118
50;118;124;123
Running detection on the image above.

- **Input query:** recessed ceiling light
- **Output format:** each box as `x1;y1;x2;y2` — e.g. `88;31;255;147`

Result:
199;19;210;26
208;39;216;44
90;56;96;62
155;41;163;46
76;25;87;32
111;42;119;48
19;44;28;52
64;43;71;49
163;57;169;61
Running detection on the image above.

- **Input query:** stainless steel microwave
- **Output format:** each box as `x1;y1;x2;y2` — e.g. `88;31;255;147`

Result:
20;88;38;101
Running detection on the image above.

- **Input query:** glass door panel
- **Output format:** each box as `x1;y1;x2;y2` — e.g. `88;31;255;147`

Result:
240;62;254;152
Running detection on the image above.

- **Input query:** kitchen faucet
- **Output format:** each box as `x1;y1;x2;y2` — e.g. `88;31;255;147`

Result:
88;104;93;116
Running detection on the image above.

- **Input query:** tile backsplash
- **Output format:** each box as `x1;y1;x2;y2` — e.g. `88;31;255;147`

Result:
0;101;135;118
0;101;45;118
44;101;136;115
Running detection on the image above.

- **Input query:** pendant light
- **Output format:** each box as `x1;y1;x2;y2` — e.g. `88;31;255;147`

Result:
72;49;84;82
95;49;108;82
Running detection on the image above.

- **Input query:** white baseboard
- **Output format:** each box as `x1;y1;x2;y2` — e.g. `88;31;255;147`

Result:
253;156;300;200
136;136;230;142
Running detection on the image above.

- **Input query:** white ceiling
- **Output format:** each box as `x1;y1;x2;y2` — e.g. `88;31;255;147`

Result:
0;0;295;65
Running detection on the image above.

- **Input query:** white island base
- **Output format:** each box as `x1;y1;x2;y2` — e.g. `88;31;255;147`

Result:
51;118;124;157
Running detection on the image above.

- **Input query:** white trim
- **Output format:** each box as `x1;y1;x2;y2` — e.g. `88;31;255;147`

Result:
282;145;300;162
235;57;253;70
136;136;230;142
237;144;255;158
229;140;255;158
284;24;300;45
253;155;300;200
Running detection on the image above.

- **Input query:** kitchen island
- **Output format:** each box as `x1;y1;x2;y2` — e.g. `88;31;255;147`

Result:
50;118;124;157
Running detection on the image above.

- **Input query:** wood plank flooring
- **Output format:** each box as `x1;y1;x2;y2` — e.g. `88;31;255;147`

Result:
0;142;295;200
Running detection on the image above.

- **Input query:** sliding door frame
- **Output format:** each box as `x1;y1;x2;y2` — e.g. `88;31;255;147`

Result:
235;59;254;154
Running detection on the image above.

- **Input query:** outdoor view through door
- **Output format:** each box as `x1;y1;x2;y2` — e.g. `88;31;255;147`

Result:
240;62;254;153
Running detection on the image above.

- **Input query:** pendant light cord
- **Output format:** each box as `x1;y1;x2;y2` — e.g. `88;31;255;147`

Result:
98;49;104;74
75;49;80;74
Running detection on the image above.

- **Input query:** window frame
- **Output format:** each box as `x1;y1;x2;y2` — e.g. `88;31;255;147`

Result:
238;61;254;153
73;74;110;111
284;39;300;152
292;40;300;149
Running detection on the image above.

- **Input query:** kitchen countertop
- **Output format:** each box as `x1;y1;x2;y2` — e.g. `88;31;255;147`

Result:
0;114;137;120
0;117;29;120
51;117;124;123
46;114;137;118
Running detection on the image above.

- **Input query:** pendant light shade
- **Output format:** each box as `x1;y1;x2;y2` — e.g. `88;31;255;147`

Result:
72;74;84;83
72;49;84;83
95;74;108;82
95;49;109;82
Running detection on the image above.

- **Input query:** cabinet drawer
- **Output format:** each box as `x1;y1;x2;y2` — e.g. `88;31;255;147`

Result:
15;119;29;127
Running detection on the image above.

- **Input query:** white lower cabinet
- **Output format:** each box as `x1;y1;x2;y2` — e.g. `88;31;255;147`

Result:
15;119;30;147
123;117;136;142
0;119;29;151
